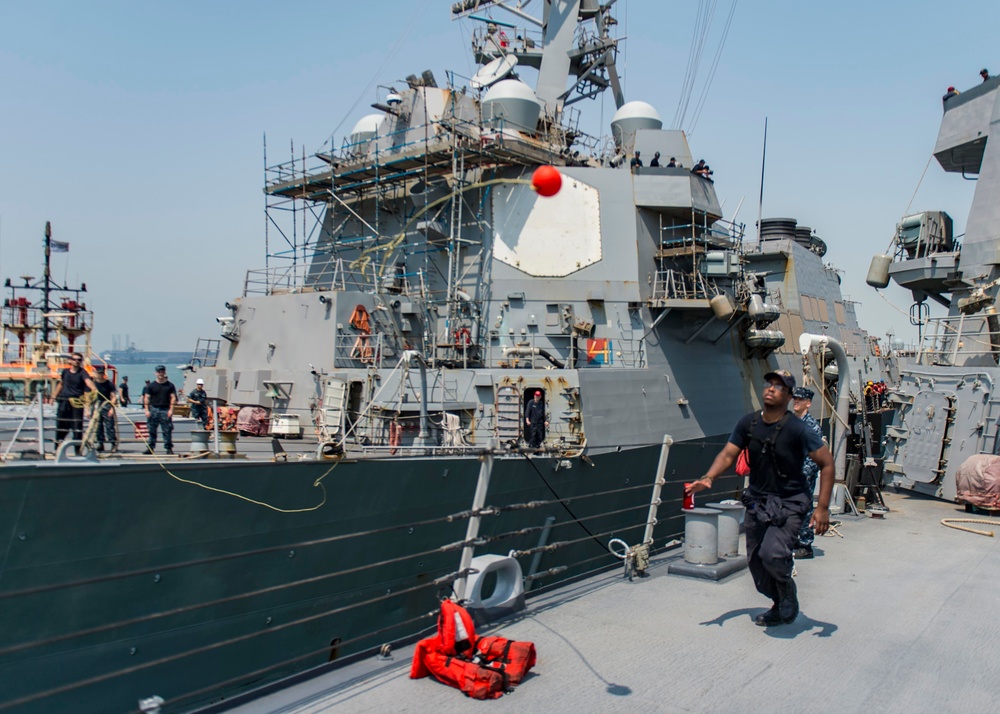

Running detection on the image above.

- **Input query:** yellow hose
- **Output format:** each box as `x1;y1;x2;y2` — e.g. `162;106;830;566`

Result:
940;518;997;537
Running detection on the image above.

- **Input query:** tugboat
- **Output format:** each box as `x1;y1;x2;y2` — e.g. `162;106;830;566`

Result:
0;222;101;405
0;3;894;712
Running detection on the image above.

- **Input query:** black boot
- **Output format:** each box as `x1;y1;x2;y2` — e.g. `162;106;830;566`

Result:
754;602;782;627
775;579;799;624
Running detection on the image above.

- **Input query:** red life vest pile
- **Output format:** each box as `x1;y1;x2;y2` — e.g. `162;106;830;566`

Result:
410;599;537;699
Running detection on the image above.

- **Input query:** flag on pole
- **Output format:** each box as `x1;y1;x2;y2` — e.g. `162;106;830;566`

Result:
50;240;69;252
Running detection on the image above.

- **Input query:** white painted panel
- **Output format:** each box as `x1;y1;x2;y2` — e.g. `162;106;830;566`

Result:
492;175;601;276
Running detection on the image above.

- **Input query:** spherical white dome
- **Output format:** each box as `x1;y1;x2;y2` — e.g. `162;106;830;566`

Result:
482;80;542;132
350;114;384;137
610;100;664;148
611;101;663;125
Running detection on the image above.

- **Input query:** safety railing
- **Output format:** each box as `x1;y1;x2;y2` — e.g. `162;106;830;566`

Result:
915;314;1000;366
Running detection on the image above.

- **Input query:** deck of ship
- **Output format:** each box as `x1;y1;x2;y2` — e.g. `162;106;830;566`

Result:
223;490;1000;713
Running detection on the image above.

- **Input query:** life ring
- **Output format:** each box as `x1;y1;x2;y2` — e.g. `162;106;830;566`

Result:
389;420;402;455
454;327;471;347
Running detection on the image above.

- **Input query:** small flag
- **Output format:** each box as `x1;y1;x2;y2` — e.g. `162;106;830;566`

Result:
586;338;613;365
50;240;70;253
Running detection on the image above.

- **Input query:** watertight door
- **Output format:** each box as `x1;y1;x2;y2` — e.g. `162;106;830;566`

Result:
898;390;953;483
322;378;347;438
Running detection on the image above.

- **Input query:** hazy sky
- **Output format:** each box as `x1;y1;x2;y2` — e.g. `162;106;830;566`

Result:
1;0;997;351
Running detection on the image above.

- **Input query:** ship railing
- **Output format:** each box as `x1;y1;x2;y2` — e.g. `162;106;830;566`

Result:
915;314;1000;366
0;432;735;712
650;268;720;302
190;338;220;369
243;260;377;296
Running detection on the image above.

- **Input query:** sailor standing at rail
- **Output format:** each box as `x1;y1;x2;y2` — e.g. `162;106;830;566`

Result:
188;378;209;428
524;390;548;448
52;353;97;452
686;371;834;626
144;365;177;455
92;365;119;453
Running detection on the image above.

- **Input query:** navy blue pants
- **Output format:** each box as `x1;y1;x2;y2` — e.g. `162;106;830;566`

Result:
742;492;810;602
147;406;173;450
797;469;819;547
96;404;117;446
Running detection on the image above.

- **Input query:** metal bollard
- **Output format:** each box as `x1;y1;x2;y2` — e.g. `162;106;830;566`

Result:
706;502;745;557
683;508;720;565
190;430;210;453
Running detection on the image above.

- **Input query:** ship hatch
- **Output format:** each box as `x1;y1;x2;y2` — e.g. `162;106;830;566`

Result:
897;390;953;483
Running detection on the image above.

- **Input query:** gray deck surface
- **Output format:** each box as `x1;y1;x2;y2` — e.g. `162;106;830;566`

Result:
227;491;1000;713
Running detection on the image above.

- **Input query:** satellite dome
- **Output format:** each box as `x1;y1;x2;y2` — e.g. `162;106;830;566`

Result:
482;80;542;132
349;113;384;155
350;114;383;140
610;101;663;148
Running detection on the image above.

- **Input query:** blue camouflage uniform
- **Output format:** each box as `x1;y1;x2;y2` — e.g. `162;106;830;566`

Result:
797;412;823;547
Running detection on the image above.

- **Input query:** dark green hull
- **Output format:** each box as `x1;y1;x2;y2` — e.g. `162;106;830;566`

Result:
0;440;732;712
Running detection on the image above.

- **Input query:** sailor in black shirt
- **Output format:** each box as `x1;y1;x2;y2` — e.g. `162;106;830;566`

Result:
118;375;130;407
144;365;177;454
686;370;834;627
524;390;548;448
52;353;96;449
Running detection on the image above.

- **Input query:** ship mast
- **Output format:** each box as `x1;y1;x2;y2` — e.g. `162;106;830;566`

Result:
42;221;53;343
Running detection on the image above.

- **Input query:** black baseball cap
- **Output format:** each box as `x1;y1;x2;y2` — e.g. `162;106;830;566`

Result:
792;387;814;400
155;365;166;372
763;370;795;391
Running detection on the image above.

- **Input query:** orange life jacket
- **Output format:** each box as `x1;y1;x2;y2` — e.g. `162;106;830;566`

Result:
411;638;506;699
473;636;537;686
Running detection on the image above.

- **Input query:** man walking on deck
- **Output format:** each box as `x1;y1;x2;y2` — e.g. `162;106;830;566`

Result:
686;370;834;626
144;365;177;454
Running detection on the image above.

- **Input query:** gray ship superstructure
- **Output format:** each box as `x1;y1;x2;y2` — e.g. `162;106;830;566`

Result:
0;3;890;712
870;73;1000;501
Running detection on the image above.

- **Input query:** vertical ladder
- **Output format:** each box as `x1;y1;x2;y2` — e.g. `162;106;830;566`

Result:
495;385;522;443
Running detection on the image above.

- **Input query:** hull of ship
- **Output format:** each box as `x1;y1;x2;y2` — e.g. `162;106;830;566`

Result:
0;437;733;712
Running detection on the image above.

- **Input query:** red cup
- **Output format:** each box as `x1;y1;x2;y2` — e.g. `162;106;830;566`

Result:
683;484;695;510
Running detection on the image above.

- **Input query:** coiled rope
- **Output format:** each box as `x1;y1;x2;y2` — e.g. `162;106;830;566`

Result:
940;518;997;537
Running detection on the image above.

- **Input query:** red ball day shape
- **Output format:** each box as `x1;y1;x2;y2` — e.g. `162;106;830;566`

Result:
530;165;562;197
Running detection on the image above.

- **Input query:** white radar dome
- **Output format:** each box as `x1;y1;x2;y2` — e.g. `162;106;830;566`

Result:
610;101;663;148
350;114;384;142
482;80;542;132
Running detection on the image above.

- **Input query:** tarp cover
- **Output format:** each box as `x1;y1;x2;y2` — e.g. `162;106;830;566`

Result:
237;406;270;436
955;454;1000;509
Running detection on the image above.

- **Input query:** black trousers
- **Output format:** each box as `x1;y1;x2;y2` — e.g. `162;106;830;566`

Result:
526;423;545;447
55;398;84;444
742;491;810;602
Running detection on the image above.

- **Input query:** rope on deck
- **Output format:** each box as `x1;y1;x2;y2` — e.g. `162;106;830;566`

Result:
941;518;997;537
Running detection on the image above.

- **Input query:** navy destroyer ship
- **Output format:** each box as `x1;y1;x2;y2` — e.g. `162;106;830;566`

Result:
869;72;1000;503
0;2;891;712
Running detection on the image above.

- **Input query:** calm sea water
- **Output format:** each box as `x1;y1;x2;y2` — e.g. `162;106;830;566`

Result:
111;363;190;399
